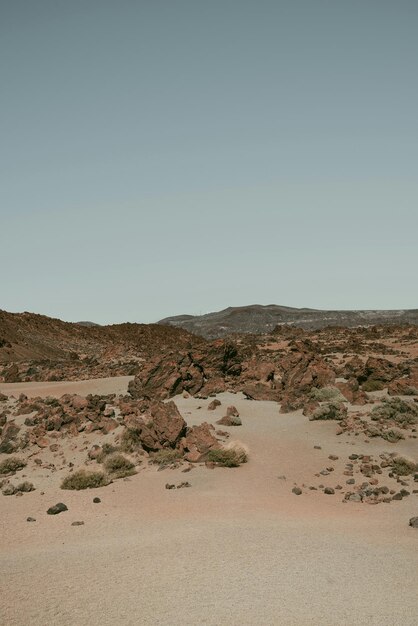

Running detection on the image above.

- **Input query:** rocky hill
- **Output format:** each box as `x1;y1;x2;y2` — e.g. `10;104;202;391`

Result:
158;304;418;338
0;310;204;381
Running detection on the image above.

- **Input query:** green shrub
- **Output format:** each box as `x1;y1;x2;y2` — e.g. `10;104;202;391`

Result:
310;387;345;402
391;455;418;476
103;454;136;479
371;397;418;428
61;469;109;490
0;457;27;475
380;428;405;443
150;449;182;466
120;428;143;453
16;481;35;492
96;443;120;463
362;379;384;392
207;448;247;467
367;426;404;443
309;402;347;421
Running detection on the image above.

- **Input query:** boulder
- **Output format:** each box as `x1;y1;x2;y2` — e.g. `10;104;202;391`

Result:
180;422;220;462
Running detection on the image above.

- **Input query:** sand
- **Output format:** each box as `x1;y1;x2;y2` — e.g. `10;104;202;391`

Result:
1;381;417;625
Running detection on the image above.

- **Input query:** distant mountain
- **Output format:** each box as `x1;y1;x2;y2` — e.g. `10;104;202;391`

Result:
158;304;418;339
76;321;101;327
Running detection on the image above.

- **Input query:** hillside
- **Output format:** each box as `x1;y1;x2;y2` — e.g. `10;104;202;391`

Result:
0;309;204;380
158;304;418;338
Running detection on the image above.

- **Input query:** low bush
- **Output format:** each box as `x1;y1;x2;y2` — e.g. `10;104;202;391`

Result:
309;402;347;421
362;380;385;392
61;469;109;490
150;449;182;466
371;397;418;428
103;454;136;479
96;443;120;463
16;481;35;492
0;457;26;475
391;455;418;476
207;447;247;467
310;387;345;402
367;426;404;443
120;428;143;453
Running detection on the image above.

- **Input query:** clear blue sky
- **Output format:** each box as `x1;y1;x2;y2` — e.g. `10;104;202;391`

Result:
1;1;417;324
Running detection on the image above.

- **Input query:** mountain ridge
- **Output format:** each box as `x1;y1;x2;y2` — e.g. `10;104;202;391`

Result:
158;304;418;338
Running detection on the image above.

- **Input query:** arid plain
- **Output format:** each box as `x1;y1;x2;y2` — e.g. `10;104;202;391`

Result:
1;310;417;625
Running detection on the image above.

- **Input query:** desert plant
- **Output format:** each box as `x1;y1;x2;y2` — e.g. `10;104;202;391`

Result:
61;469;109;490
371;397;418;428
150;449;182;467
16;481;35;492
361;379;384;392
310;387;345;402
96;443;120;463
103;454;136;479
207;447;247;467
367;426;404;443
120;427;143;453
309;402;347;421
0;457;26;475
391;455;418;476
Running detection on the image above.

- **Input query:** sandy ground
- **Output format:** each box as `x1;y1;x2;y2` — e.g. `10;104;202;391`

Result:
1;380;417;625
0;376;134;399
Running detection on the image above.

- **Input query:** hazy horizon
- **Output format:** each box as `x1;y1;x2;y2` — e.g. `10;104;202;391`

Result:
2;1;417;324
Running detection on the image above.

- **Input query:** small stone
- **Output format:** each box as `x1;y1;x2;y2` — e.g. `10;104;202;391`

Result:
409;516;418;528
176;482;191;489
314;445;322;449
324;487;335;495
346;479;355;485
26;517;36;522
71;521;85;526
47;502;68;515
349;454;359;460
329;455;339;461
392;493;403;501
292;487;302;495
93;497;101;503
165;483;175;490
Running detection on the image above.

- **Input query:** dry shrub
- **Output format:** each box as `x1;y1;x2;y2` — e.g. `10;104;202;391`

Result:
61;469;109;490
103;454;136;478
0;457;26;475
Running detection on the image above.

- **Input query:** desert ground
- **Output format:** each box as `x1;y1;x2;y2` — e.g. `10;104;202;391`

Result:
1;376;417;626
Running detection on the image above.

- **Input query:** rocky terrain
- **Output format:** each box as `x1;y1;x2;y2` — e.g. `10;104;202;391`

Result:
158;303;418;338
1;309;417;625
0;309;203;381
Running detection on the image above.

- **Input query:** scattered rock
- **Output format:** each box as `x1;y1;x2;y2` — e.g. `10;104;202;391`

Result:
26;517;36;522
93;497;101;503
409;516;418;528
47;502;68;515
324;487;335;495
292;487;302;495
71;521;85;526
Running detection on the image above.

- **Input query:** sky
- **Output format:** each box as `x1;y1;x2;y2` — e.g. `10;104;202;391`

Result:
1;0;417;324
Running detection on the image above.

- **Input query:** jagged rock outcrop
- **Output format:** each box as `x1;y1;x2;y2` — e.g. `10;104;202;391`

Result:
128;341;244;400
